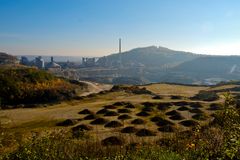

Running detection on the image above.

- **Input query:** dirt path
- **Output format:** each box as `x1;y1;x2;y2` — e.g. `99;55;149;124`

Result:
79;81;112;96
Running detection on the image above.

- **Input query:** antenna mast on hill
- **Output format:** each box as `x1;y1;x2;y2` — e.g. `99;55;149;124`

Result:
119;38;122;69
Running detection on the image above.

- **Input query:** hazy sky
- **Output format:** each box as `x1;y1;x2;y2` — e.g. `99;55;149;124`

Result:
0;0;240;56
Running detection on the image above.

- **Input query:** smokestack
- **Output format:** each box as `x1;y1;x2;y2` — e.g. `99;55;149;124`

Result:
119;38;121;54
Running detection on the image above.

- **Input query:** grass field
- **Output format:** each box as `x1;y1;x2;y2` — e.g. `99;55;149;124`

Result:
1;82;240;159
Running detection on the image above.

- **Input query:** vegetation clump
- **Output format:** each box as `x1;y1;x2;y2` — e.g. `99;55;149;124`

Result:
191;90;219;101
0;68;77;106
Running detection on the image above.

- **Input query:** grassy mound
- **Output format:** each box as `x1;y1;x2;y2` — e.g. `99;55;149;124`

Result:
83;114;97;120
90;118;108;125
179;120;199;127
118;114;132;120
72;124;93;132
136;111;150;117
104;121;123;128
56;119;77;126
189;108;204;114
121;126;138;133
156;119;174;126
101;136;124;146
192;114;207;121
104;111;119;116
169;114;185;120
96;108;109;114
136;129;156;137
165;110;180;116
150;116;163;122
131;118;145;125
158;125;175;132
104;105;117;109
207;103;222;110
142;107;154;112
78;109;93;115
177;106;190;111
117;108;131;113
125;103;135;108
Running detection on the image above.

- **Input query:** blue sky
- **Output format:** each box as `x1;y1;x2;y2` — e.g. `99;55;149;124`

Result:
0;0;240;56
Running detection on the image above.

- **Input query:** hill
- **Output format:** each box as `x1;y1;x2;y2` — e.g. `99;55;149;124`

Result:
97;46;199;68
0;52;18;64
165;56;240;84
0;67;84;107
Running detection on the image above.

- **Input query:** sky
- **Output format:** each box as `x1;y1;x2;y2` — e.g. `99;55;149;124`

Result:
0;0;240;56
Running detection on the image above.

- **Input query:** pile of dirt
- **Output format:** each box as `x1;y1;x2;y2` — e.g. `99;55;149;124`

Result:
190;102;203;108
101;136;124;146
136;111;150;117
113;102;128;106
157;103;172;111
83;114;97;120
142;107;154;112
104;111;119;116
141;102;156;107
179;120;199;127
170;95;182;100
125;103;135;108
165;110;180;116
72;124;93;132
118;114;132;120
207;103;222;110
158;125;175;132
131;118;145;125
136;129;156;137
118;108;131;113
177;106;190;111
169;114;185;120
192;114;207;121
104;121;123;128
78;109;93;115
150;116;164;122
172;101;189;106
152;95;163;99
189;108;204;114
90;118;108;125
96;108;109;114
156;119;174;126
56;119;77;126
121;126;138;133
104;105;117;109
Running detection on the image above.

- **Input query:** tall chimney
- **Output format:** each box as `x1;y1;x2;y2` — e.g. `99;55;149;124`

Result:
119;38;121;54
